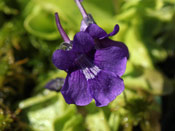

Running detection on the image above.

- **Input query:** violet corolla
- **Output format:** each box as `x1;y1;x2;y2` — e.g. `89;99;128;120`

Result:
52;0;129;107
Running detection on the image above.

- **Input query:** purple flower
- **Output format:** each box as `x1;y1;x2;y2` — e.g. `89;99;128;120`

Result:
45;78;65;92
52;0;129;107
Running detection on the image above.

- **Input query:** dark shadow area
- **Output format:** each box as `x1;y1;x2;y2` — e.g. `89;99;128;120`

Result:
158;56;175;131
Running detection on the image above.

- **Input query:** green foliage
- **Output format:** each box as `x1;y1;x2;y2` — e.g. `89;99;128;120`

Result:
0;0;174;130
0;109;13;130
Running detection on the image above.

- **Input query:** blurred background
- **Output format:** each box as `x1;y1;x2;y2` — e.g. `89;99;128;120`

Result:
0;0;174;130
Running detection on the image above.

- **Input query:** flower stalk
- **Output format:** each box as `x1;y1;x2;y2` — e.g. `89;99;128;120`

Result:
75;0;88;18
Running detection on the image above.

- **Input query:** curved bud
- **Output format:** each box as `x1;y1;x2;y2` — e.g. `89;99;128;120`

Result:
55;13;70;43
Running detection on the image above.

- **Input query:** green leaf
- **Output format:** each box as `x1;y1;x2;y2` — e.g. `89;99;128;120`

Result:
24;5;58;40
19;93;76;131
124;27;153;68
86;110;110;131
109;113;120;131
62;114;84;131
53;105;77;131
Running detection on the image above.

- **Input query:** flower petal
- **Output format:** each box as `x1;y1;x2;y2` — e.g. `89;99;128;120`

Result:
89;70;124;107
72;32;95;53
99;24;119;39
52;49;77;71
97;38;129;58
94;44;128;77
85;24;128;55
85;24;107;39
61;70;92;106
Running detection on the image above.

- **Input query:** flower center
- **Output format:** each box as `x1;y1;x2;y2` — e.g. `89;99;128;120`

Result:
75;54;101;80
82;66;100;80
